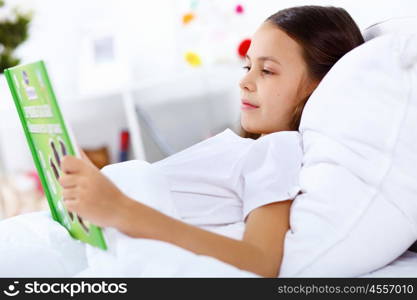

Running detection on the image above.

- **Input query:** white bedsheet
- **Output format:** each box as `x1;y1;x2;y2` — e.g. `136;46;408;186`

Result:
0;210;416;278
1;159;416;278
76;228;257;278
0;210;257;278
360;251;417;278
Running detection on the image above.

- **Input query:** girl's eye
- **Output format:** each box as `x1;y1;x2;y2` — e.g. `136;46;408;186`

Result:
242;66;273;75
262;69;273;75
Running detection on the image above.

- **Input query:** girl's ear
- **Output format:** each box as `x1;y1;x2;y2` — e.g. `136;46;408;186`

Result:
290;77;320;131
312;79;320;90
306;77;320;95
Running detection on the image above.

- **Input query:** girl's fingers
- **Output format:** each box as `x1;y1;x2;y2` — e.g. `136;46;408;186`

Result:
64;198;79;213
62;188;78;201
60;155;85;174
58;174;78;188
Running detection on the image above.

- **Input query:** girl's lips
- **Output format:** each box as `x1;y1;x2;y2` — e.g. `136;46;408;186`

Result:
241;101;259;110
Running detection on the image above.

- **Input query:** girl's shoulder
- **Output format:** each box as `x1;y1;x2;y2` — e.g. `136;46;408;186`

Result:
215;128;302;150
153;129;302;169
244;130;302;157
153;128;253;167
258;130;302;144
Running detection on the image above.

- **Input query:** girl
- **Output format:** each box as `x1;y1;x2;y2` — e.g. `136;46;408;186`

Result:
25;6;366;277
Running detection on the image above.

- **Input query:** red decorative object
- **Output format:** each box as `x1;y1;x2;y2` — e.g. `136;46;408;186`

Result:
119;129;130;162
235;4;244;14
120;130;130;151
237;39;251;58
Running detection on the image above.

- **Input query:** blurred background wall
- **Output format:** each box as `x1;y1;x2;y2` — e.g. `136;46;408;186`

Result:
0;0;416;218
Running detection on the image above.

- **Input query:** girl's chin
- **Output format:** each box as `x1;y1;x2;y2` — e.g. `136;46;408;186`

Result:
240;123;262;135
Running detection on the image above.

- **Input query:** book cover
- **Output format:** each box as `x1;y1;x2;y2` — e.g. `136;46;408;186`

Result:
4;60;107;250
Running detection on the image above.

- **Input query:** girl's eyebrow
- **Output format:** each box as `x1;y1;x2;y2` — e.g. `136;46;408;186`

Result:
245;54;281;65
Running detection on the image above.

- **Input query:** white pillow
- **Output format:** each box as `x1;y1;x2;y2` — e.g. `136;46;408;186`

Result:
279;31;417;277
365;17;417;254
363;16;417;42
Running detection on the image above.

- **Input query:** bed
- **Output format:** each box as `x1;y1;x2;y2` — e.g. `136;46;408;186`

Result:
0;210;416;278
360;251;417;278
0;157;415;278
1;17;417;278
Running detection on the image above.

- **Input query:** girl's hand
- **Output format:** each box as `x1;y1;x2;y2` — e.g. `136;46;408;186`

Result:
59;155;128;228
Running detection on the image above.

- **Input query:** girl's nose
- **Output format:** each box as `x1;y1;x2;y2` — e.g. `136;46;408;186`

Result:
239;74;256;92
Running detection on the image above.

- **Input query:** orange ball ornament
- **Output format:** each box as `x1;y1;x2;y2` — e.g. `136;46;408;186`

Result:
182;12;195;25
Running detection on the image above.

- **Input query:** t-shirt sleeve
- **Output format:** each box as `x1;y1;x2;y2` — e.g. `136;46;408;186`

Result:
240;132;303;221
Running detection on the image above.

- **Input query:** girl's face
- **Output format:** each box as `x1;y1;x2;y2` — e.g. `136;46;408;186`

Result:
240;21;318;135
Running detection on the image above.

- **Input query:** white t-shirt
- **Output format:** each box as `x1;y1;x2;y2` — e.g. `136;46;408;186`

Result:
152;128;302;231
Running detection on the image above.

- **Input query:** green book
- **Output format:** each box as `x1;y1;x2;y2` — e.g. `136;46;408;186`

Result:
4;60;107;250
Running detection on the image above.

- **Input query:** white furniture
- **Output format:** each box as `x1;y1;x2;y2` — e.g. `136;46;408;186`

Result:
121;65;242;163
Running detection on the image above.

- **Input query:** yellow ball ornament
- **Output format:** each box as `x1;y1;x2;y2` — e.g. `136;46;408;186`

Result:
184;51;202;67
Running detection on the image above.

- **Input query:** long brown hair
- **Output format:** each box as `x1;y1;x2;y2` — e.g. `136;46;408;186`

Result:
240;5;364;139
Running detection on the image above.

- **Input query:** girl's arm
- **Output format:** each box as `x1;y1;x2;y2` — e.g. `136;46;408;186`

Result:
59;156;292;277
115;197;292;277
